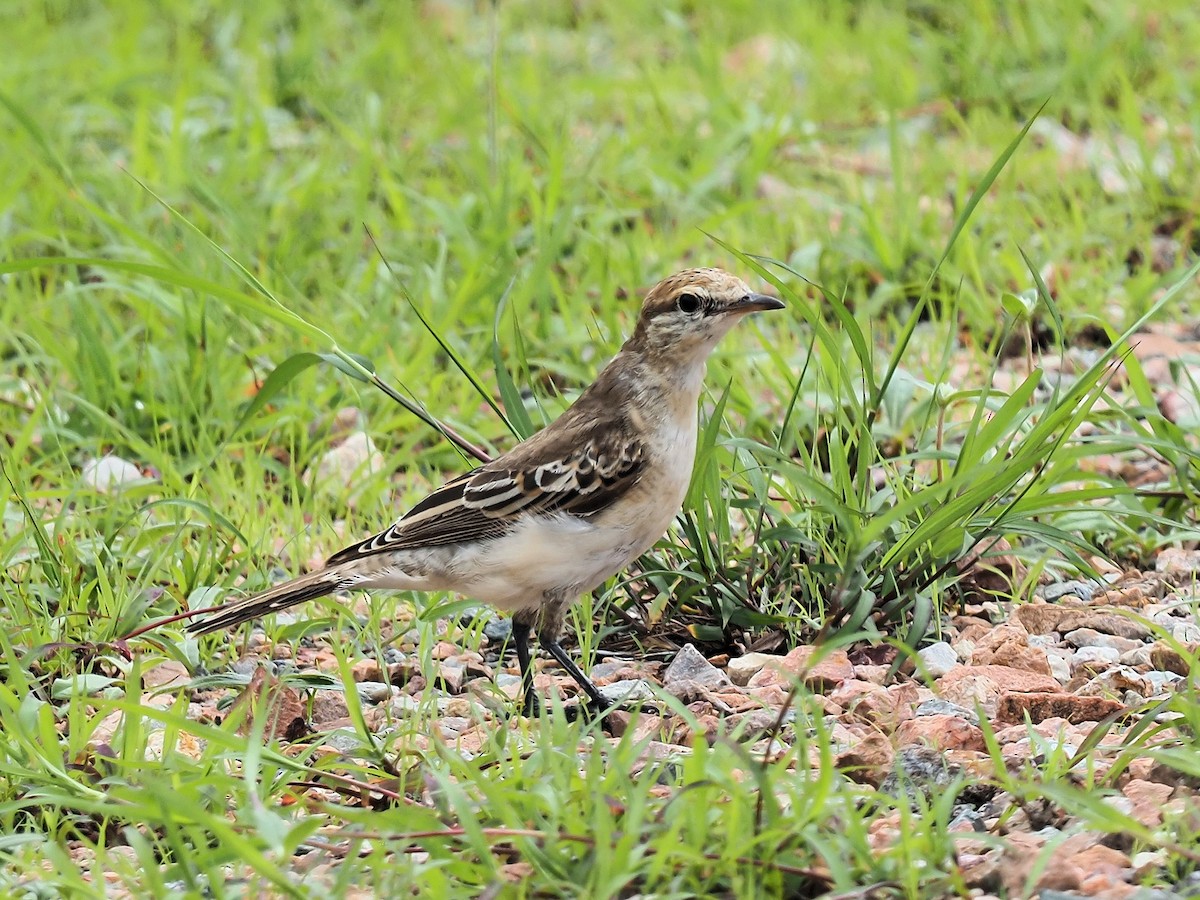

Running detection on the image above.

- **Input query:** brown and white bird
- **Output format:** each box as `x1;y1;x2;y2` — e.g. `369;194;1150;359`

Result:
189;268;784;715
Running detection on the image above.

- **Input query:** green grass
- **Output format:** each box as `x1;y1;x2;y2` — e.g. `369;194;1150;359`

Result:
4;0;1200;896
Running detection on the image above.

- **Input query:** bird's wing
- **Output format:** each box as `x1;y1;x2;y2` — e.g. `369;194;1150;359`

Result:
324;429;645;565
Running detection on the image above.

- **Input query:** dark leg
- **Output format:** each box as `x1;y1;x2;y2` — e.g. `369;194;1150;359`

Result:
511;617;539;717
540;634;609;713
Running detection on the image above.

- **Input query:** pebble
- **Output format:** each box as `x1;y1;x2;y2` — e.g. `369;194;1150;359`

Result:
599;679;657;705
726;652;778;686
355;681;395;703
915;698;979;725
80;454;144;492
1063;628;1143;653
1041;580;1096;602
1046;652;1072;684
917;641;958;678
1173;621;1200;643
1069;646;1120;673
483;617;513;642
663;644;730;690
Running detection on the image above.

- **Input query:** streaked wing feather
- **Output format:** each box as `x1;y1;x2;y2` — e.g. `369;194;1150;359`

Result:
322;431;644;565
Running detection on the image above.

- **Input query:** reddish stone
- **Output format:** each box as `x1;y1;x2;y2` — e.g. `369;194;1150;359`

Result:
747;646;854;691
1122;778;1173;827
893;714;985;751
1011;603;1075;634
834;727;895;786
989;641;1053;676
996;691;1124;725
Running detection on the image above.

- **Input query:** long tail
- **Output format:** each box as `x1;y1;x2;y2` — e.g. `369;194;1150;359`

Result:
187;568;349;635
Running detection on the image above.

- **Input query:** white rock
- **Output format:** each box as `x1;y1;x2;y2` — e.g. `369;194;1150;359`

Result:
80;454;144;492
917;641;958;678
1069;646;1120;673
1172;621;1200;643
1046;651;1072;684
726;652;779;686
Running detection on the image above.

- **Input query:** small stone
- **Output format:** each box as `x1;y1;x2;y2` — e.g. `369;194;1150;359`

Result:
726;652;778;686
483;617;512;643
1046;652;1072;684
304;422;386;503
350;659;385;682
1143;670;1183;692
938;665;1060;713
1119;645;1154;668
142;660;190;690
829;680;904;727
916;698;979;725
1064;628;1143;653
1173;621;1200;643
1056;609;1151;640
1129;850;1167;879
995;691;1124;725
80;454;144;492
663;644;730;691
834;727;894;785
1149;641;1193;675
1156;547;1200;580
439;716;473;736
1123;778;1173;827
599;679;656;706
748;646;854;691
1011;603;1073;634
1070;646;1121;673
1076;665;1150;698
989;641;1052;676
893;714;984;751
355;681;395;703
437;660;466;693
917;642;958;678
1040;580;1096;602
880;746;958;801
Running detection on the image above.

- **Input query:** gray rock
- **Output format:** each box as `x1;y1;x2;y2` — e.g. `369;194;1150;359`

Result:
439;716;473;736
663;644;729;690
1120;645;1155;668
483;616;513;643
1144;670;1184;692
915;698;979;725
1040;580;1096;602
599;679;657;705
355;681;396;703
917;641;958;678
1064;628;1143;653
1069;646;1121;673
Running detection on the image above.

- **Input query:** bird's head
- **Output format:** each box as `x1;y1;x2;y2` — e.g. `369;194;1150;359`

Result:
628;268;785;362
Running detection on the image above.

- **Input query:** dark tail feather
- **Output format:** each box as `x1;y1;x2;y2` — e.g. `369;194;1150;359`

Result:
187;569;346;634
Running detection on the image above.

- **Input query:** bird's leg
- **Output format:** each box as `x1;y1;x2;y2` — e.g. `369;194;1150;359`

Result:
539;634;609;713
511;613;539;717
537;595;608;714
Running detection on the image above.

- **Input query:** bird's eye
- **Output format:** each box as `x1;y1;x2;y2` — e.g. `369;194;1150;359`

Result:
676;293;702;314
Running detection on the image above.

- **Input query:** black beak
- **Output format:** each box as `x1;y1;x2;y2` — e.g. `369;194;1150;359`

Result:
730;292;786;314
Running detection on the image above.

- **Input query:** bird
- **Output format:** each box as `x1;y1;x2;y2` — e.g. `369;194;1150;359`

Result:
189;268;785;716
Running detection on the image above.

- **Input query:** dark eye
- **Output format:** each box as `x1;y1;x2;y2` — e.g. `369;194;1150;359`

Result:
676;293;702;314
